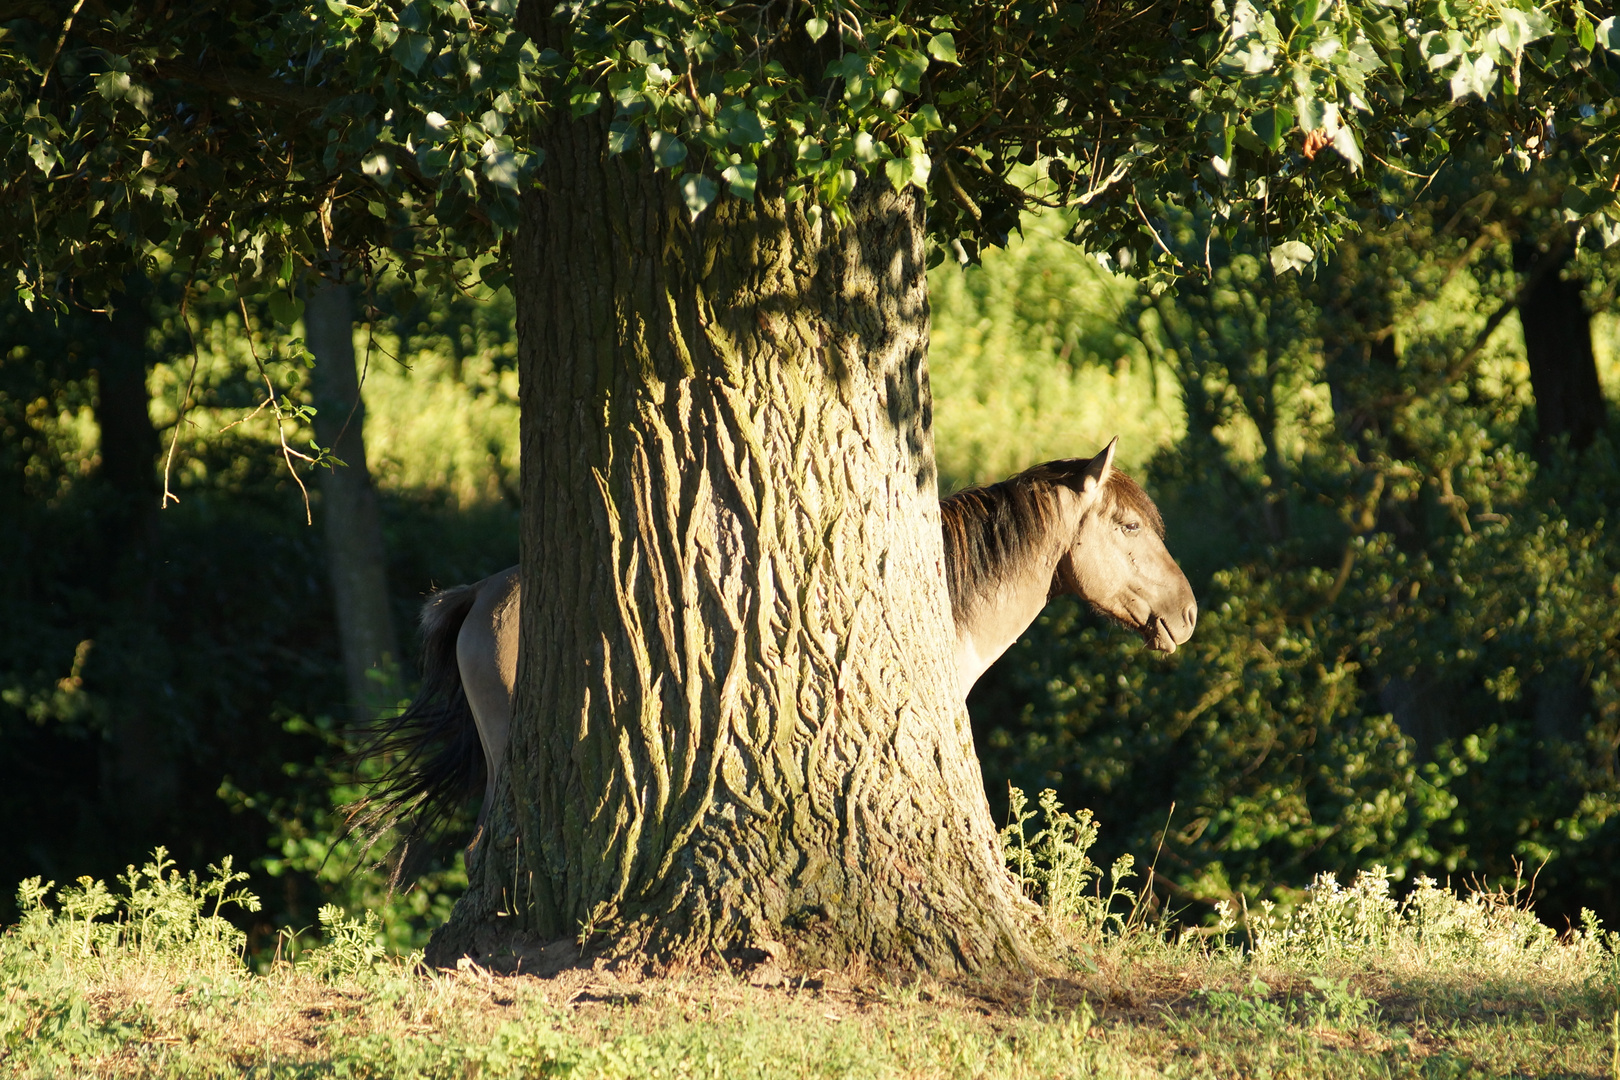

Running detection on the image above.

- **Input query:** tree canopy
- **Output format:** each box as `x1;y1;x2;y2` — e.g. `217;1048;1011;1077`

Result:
5;0;1619;310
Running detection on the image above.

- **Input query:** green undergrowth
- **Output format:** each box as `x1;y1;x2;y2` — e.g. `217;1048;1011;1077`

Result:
6;799;1620;1078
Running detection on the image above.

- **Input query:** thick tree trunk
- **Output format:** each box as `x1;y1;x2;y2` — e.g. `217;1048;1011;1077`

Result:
1513;240;1606;456
307;268;401;713
429;122;1033;974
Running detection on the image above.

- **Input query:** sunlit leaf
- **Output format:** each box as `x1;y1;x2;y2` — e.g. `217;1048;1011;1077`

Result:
680;172;718;219
722;162;757;201
649;131;687;169
1269;239;1314;274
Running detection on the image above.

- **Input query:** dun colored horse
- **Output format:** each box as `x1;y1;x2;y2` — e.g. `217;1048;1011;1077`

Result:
360;438;1196;869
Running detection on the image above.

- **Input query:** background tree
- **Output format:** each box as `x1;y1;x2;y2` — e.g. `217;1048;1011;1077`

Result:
306;261;402;714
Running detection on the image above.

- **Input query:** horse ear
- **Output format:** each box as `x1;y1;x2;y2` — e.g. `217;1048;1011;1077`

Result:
1080;436;1119;495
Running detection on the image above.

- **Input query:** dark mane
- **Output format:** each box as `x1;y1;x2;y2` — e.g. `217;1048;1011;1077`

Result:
939;457;1163;624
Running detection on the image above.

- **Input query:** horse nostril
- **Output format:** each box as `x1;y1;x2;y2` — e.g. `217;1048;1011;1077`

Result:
1182;601;1198;631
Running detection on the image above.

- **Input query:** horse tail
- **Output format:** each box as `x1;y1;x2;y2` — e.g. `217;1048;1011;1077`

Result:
348;580;487;885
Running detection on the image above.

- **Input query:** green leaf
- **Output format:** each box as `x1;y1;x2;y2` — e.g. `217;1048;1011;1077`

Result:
680;173;718;219
416;145;451;177
805;16;829;42
891;48;929;93
1250;106;1293;152
393;30;432;74
1492;10;1533;55
1269;240;1314;275
268;292;305;326
1296;96;1327;133
1449;54;1495;101
608;121;637;155
1330;125;1362;171
727;110;767;146
569;85;601;118
361;151;395;185
1577;17;1596;52
1598;17;1620;51
479;139;523;190
94;70;133;104
722;163;758;201
26;136;58;176
825;54;865;80
649;131;687;169
927;32;958;64
884;149;933;192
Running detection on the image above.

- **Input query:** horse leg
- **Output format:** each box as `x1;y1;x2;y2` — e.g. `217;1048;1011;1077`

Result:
457;566;521;857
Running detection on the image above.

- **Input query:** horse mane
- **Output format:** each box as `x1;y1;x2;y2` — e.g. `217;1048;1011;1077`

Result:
939;457;1163;624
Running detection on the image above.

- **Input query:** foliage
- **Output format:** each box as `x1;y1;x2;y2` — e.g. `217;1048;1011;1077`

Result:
928;207;1183;490
4;0;1620;320
228;709;469;956
967;179;1620;927
0;278;515;941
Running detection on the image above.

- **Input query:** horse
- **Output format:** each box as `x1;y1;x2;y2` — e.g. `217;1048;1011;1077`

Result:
357;437;1196;871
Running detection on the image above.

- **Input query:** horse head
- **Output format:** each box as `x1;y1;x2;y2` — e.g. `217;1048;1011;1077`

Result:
1052;438;1198;654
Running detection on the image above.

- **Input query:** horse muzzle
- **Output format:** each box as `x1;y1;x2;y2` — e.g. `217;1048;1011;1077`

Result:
1142;600;1198;654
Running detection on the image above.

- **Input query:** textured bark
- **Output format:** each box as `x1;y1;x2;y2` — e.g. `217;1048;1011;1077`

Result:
307;270;401;713
1513;240;1607;456
430;119;1033;974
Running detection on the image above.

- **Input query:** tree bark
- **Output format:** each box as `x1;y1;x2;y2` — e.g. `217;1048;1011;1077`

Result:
307;267;401;714
1513;240;1607;456
429;119;1034;975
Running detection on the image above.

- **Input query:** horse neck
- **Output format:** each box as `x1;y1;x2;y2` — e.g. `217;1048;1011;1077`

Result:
951;483;1082;696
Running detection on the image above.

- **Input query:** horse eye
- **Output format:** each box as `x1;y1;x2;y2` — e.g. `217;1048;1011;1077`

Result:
1122;521;1141;535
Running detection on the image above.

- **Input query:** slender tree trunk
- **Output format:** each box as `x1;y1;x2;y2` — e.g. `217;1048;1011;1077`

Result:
307;266;401;713
97;277;162;524
1513;240;1607;456
93;274;176;838
430;118;1034;974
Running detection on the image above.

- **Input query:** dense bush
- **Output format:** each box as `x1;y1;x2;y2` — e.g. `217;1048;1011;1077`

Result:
968;192;1620;927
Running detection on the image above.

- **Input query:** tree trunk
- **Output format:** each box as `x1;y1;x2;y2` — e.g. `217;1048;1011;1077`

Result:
307;267;401;714
96;275;162;522
1513;240;1607;456
93;274;176;839
429;120;1034;975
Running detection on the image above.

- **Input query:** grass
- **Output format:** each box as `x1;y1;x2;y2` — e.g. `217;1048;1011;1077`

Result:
7;799;1620;1078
